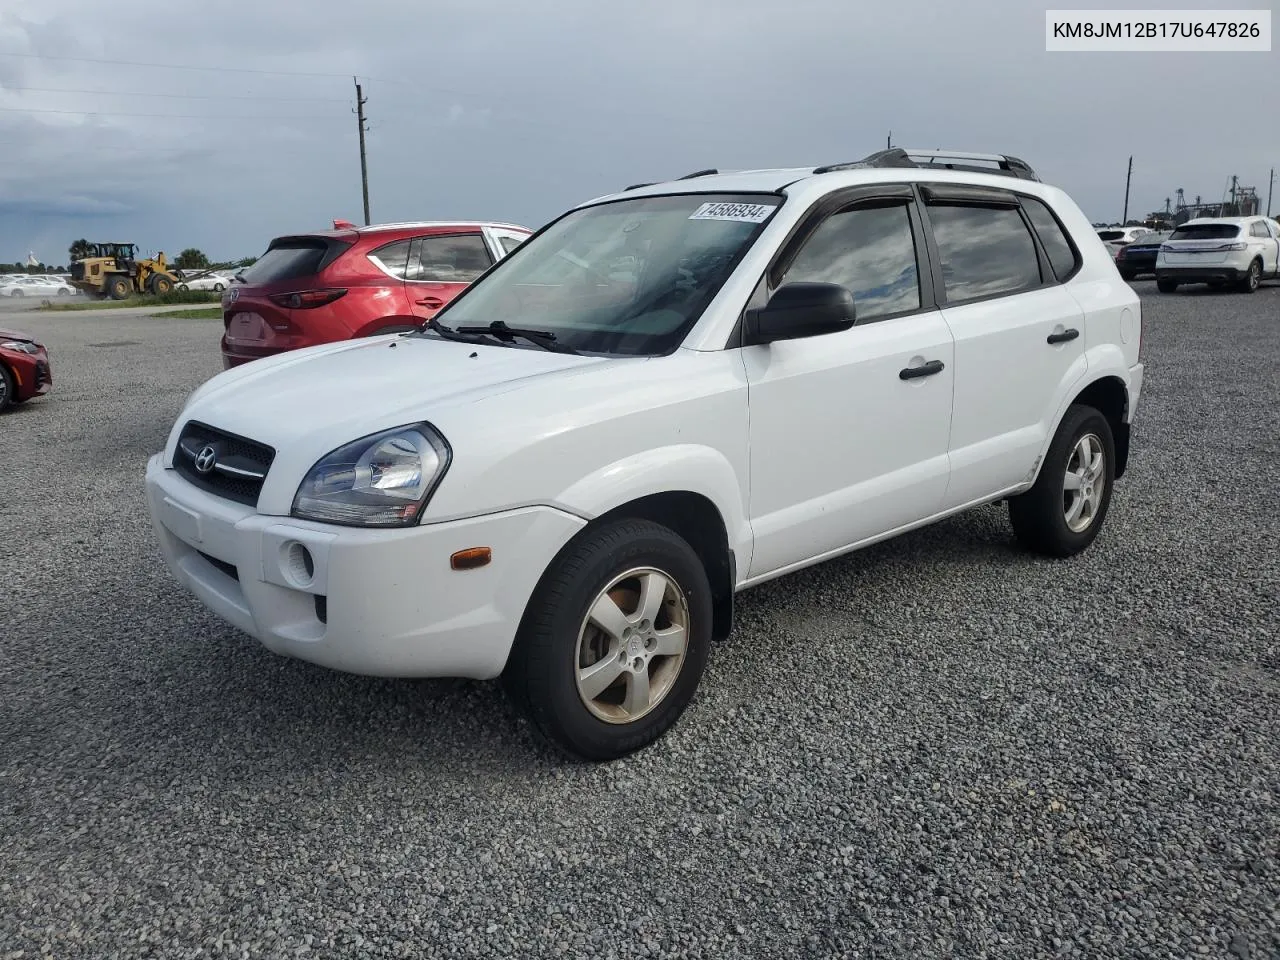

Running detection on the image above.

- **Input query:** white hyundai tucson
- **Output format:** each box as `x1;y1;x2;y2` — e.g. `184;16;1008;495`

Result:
146;148;1144;760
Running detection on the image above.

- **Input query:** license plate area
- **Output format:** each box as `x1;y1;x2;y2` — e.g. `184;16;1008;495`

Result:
226;311;268;343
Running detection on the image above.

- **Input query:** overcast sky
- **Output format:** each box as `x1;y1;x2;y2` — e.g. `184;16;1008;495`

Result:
1;1;1276;265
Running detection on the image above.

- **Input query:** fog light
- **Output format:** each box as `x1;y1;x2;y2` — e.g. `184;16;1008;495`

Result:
283;541;315;587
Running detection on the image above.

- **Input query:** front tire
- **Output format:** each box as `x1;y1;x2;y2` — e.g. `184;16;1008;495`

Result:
1008;404;1116;558
504;519;713;761
213;283;225;292
1156;277;1178;293
149;274;174;296
0;363;13;412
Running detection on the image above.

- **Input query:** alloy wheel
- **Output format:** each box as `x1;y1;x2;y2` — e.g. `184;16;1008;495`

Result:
1063;433;1105;533
574;567;690;724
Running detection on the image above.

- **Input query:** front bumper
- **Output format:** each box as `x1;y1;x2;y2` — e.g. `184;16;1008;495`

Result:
145;455;586;678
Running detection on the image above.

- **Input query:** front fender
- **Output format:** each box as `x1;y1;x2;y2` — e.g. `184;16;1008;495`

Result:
552;444;752;572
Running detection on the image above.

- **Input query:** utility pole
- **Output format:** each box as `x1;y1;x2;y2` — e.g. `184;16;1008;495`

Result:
354;77;370;226
887;130;892;149
1230;174;1238;215
1122;155;1133;224
1266;168;1273;217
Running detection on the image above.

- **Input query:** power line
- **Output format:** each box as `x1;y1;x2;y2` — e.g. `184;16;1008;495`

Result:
0;104;342;120
0;50;354;78
1;85;351;103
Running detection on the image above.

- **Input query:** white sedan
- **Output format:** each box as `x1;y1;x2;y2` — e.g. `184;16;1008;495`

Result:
176;272;234;292
0;277;76;297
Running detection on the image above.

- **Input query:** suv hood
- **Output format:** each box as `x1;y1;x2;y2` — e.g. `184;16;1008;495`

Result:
0;328;36;342
179;334;610;453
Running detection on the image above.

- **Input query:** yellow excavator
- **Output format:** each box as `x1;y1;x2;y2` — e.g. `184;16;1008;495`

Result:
69;243;179;300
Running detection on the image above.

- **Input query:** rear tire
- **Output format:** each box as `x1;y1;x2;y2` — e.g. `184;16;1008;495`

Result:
504;519;713;761
177;283;189;292
0;363;13;412
1008;404;1115;558
1239;259;1261;293
107;276;132;300
9;289;22;298
1156;278;1178;293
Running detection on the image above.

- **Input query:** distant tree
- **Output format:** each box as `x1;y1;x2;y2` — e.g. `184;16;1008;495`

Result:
68;239;91;261
175;248;210;270
236;255;258;268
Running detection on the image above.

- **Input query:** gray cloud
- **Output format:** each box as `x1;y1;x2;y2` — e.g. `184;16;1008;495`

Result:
1;0;1277;264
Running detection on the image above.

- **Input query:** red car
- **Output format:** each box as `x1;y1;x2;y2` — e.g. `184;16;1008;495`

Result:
0;328;52;413
220;220;531;367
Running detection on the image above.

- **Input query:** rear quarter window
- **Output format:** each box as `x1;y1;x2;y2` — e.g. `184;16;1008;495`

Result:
1021;196;1080;281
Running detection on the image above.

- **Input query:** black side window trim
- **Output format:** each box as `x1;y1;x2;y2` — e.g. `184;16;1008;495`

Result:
406;232;495;283
724;184;933;348
915;188;1061;307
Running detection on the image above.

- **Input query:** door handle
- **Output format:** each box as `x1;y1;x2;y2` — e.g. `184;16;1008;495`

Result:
1047;328;1080;344
416;297;444;308
899;359;945;380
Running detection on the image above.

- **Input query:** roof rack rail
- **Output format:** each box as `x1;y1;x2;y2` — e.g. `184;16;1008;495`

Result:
813;148;1039;182
624;168;720;191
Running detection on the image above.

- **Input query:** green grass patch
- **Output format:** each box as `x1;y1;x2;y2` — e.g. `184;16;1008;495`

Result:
37;289;222;311
154;307;224;320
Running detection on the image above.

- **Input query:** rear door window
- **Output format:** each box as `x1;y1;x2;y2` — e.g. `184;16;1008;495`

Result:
406;234;494;282
927;204;1044;303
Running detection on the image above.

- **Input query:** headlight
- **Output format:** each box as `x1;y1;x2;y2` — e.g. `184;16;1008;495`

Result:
1;340;38;354
292;423;451;527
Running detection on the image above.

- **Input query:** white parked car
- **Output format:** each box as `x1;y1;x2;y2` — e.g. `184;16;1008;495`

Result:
0;276;75;297
176;271;234;292
145;148;1145;759
1155;216;1280;293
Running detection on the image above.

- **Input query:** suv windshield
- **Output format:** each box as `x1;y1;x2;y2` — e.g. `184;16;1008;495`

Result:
425;193;783;356
1169;224;1241;241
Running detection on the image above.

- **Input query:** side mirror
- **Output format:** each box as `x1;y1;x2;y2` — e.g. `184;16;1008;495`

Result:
743;281;857;345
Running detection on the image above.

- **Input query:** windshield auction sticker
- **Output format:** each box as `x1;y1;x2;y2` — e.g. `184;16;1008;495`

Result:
688;202;775;223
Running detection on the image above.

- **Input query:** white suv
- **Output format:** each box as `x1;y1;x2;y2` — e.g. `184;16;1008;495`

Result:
145;148;1144;760
1155;216;1280;293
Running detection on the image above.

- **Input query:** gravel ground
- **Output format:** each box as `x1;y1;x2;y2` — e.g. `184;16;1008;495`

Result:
1;285;1277;959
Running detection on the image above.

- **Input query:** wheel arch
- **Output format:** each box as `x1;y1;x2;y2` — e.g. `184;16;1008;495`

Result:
587;491;737;642
1040;372;1132;482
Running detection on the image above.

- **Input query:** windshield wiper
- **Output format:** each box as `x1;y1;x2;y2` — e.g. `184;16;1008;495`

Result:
456;320;580;355
419;317;502;346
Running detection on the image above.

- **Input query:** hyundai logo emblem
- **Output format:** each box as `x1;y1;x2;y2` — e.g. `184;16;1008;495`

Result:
194;444;218;474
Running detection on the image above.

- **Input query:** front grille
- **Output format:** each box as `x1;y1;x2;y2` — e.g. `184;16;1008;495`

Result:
70;262;85;281
173;420;275;506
